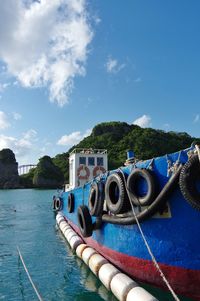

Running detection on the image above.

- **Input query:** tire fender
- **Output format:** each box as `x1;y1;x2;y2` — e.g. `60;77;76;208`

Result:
179;154;200;210
77;205;93;237
105;172;130;214
68;193;74;213
127;168;156;206
88;182;105;216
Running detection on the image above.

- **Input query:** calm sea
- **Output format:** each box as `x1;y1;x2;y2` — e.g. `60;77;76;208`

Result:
0;189;193;301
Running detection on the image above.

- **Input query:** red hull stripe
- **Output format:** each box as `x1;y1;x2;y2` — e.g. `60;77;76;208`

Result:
67;220;200;301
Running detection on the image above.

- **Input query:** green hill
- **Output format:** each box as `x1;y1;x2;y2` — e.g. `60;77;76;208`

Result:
52;121;200;183
21;121;200;186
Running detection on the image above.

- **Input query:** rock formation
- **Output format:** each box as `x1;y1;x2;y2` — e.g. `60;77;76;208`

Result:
33;155;64;188
0;149;20;189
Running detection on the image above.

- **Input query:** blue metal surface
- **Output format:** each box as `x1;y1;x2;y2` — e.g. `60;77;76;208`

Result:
60;146;200;271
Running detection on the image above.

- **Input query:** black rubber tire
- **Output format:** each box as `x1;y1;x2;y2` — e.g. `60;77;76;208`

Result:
102;164;182;225
77;205;93;237
127;168;156;206
88;182;105;216
68;193;74;213
105;172;130;214
52;195;56;210
55;197;63;210
179;154;200;210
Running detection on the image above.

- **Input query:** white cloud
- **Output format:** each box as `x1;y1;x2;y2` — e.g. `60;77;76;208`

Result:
0;82;10;93
0;0;93;106
133;115;152;128
23;129;37;140
193;114;199;123
106;57;125;74
0;129;38;163
12;112;22;120
134;77;142;83
57;128;92;146
0;111;10;129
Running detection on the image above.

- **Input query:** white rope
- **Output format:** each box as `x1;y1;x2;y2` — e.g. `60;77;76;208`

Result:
195;144;200;162
17;246;44;301
119;169;180;301
129;202;180;301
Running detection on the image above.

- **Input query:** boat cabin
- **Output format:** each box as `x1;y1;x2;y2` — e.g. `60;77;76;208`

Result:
66;148;108;190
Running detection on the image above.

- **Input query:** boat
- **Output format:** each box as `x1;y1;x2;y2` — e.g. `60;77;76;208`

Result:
53;145;200;300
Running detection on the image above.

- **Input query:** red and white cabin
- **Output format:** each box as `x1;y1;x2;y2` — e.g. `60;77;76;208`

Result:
66;148;108;190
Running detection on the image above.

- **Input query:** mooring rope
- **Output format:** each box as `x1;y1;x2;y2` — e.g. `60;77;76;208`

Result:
17;246;44;301
195;144;200;162
118;169;180;301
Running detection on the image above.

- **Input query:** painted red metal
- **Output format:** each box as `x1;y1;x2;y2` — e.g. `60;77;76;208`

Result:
67;219;200;301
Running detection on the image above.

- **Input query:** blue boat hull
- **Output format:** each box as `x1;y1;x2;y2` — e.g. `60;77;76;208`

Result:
57;146;200;300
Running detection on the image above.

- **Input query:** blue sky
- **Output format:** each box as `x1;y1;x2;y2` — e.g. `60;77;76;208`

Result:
0;0;200;165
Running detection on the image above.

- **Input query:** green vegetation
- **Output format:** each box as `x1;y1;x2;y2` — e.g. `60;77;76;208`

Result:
0;148;16;163
19;121;200;187
19;168;36;188
73;122;199;170
52;152;69;181
33;156;64;188
0;148;20;188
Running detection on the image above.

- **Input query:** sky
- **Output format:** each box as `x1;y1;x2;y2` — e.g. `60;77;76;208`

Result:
0;0;200;165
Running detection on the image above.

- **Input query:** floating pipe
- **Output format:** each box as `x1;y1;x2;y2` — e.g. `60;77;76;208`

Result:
99;263;120;290
126;287;158;301
82;247;97;265
56;213;159;301
76;244;88;259
69;235;83;251
88;253;108;276
110;273;138;301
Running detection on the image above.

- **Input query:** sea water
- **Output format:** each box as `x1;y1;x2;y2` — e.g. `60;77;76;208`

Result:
0;189;193;301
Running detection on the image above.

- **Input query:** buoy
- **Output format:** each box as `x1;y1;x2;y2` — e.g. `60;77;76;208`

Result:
69;235;83;251
82;247;97;265
59;221;69;233
110;273;138;301
56;213;159;301
56;215;64;225
76;244;88;259
66;230;77;242
99;263;120;290
63;224;71;233
63;228;74;239
126;287;158;301
88;253;108;276
56;212;63;218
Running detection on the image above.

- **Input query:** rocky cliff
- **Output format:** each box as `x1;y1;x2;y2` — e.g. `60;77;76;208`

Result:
0;149;20;189
33;155;64;188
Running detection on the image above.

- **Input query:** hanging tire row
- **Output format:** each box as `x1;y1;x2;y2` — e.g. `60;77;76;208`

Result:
54;154;200;237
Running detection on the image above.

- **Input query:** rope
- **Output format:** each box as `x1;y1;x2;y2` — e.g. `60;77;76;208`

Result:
177;151;182;163
118;169;180;301
17;246;44;301
195;144;200;162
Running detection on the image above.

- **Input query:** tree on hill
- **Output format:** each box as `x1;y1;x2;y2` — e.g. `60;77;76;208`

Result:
33;156;64;188
0;148;20;188
20;167;36;188
52;152;69;181
50;121;200;184
0;148;16;163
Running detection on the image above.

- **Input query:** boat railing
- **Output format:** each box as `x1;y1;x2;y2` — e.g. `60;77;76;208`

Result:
70;148;107;155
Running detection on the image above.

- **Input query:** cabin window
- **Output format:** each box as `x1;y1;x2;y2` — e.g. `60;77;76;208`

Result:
97;157;104;166
79;157;86;165
88;157;95;166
